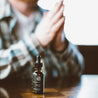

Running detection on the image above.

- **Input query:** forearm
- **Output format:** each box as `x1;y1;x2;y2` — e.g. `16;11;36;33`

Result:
47;41;84;79
50;38;68;53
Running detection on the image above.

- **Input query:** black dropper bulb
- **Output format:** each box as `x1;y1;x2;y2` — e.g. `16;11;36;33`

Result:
35;55;42;67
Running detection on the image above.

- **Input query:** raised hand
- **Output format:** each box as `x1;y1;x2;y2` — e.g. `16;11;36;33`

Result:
35;0;64;47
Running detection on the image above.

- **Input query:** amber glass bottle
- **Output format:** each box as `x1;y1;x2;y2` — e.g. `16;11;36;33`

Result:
32;56;44;94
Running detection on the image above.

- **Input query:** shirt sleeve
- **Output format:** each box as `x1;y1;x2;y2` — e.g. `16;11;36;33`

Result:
0;34;45;80
0;33;84;80
23;34;84;80
46;41;84;79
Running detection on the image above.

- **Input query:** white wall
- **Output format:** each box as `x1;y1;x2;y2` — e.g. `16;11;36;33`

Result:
65;0;98;45
38;0;98;45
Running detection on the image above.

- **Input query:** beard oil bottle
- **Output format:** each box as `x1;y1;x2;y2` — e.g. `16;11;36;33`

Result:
32;56;45;94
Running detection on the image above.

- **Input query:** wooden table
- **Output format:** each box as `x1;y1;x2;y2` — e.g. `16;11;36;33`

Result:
0;75;98;98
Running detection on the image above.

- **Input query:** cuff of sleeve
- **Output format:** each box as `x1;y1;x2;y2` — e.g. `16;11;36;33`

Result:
59;42;73;61
50;41;73;61
23;33;45;58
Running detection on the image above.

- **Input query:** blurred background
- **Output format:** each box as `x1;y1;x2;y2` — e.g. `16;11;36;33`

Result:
64;0;98;74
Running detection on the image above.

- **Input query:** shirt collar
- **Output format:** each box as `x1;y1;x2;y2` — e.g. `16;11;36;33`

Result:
0;0;13;20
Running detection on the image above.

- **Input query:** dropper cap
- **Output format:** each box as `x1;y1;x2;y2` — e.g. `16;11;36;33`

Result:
35;56;42;67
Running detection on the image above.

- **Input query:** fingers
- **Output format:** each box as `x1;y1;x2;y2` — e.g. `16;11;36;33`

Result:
47;0;63;19
54;22;64;40
50;16;65;39
51;5;64;26
53;16;65;33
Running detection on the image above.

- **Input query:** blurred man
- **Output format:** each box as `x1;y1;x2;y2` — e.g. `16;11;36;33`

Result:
0;0;84;81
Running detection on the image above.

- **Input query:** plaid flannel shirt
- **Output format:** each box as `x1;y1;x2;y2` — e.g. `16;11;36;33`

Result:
0;0;84;81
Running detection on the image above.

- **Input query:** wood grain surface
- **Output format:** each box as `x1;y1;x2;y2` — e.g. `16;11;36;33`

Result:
0;75;98;98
